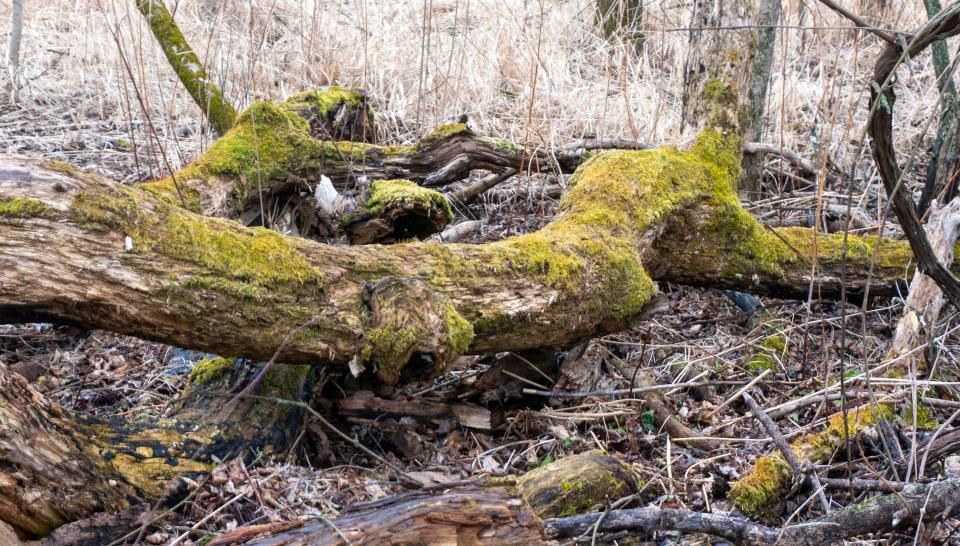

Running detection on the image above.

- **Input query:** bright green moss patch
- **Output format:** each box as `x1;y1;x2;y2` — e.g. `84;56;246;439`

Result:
175;101;314;201
285;87;364;114
746;331;787;373
480;136;523;155
729;455;792;516
730;403;894;517
445;303;474;356
417;122;469;150
899;403;939;430
139;178;202;213
41;159;79;176
189;357;237;385
70;184;324;300
367;179;454;222
0;197;53;219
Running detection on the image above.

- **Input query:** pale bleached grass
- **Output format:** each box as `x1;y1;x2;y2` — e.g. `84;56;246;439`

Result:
0;0;954;193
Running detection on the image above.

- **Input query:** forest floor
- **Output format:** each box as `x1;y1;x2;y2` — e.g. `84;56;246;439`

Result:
4;1;960;545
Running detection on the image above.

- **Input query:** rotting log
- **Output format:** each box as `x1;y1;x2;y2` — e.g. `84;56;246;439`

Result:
136;98;567;220
0;358;309;538
0;130;949;382
250;450;638;545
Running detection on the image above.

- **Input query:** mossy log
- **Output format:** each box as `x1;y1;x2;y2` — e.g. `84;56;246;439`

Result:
250;450;637;545
0;130;948;384
136;97;568;222
0;359;309;538
728;403;894;517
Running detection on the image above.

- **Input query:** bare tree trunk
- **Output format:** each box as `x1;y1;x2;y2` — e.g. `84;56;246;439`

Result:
681;0;781;195
919;0;960;215
740;0;783;193
5;0;23;105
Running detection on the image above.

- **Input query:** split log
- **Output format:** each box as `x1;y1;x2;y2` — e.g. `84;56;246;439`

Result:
250;450;639;545
0;357;309;538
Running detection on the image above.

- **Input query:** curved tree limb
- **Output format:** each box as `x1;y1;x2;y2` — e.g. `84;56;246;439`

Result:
0;134;941;381
868;0;960;309
135;0;237;135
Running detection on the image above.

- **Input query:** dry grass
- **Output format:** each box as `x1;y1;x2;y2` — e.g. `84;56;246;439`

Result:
0;0;951;186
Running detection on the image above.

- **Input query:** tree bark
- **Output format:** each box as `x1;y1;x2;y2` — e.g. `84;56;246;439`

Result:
0;136;935;381
0;356;309;538
135;0;236;134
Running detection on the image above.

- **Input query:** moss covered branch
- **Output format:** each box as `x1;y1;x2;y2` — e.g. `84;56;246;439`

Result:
136;0;236;134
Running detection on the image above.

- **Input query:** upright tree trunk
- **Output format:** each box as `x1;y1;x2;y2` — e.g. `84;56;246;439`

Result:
919;0;960;215
5;0;23;105
681;0;781;194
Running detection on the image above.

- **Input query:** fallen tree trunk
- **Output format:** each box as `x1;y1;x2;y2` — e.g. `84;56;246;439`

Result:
248;456;960;545
0;133;944;382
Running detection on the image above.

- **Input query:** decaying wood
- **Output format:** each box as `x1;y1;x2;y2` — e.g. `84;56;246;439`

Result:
0;357;308;538
251;450;638;545
546;478;960;545
887;198;960;363
338;390;492;430
0;135;940;381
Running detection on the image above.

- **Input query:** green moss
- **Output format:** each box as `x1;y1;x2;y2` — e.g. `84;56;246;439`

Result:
136;0;235;134
480;136;523;155
358;325;421;374
189;357;237;384
445;303;474;356
367;179;454;222
417;122;469;150
899;403;939;430
139;178;202;213
69;185;324;300
728;455;792;516
730;403;895;517
746;332;787;373
42;159;78;176
261;364;311;398
0;197;53;219
284;86;366;116
175;101;313;201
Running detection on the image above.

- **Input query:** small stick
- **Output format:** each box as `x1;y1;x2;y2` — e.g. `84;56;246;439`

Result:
218;319;318;420
702;369;771;420
254;396;426;488
743;391;832;514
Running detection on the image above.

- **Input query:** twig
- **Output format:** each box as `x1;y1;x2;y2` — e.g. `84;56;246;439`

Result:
253;395;426;488
815;0;899;45
702;368;771;420
743;391;832;513
218;319;318;420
